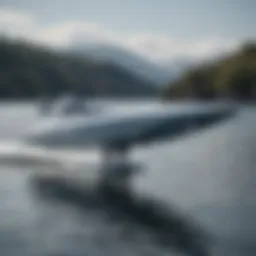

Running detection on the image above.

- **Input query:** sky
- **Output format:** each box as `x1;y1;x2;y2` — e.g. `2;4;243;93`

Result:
0;0;255;63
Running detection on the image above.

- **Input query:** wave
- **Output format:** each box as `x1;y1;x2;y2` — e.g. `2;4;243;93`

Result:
0;140;100;168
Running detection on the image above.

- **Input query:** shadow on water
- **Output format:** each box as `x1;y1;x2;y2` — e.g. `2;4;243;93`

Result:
30;174;210;256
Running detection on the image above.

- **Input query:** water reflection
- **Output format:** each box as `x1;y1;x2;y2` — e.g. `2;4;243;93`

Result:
31;174;210;256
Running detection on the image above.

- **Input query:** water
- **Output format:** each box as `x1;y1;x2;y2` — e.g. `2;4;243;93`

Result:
0;101;255;256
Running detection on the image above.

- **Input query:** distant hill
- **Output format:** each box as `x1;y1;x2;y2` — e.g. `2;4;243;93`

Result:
71;43;174;85
163;42;256;101
0;38;158;99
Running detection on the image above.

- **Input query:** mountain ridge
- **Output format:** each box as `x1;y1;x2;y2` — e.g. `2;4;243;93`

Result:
0;38;158;99
70;43;175;85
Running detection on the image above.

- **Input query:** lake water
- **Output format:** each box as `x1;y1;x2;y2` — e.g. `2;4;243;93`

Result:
0;100;255;256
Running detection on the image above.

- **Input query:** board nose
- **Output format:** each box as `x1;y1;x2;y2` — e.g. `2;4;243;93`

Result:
196;104;237;128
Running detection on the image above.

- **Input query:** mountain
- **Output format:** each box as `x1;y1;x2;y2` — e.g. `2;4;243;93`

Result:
0;38;158;99
71;43;174;85
159;58;201;78
163;42;256;101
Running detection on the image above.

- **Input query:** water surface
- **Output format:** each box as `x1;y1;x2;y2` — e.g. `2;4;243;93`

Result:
0;101;255;256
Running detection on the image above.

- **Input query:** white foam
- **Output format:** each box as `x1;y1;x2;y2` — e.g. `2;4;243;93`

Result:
0;140;100;168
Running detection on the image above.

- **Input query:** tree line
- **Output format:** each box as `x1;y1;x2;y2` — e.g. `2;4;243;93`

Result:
163;42;256;101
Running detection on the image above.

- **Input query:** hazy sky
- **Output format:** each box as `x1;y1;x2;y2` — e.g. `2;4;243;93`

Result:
0;0;254;62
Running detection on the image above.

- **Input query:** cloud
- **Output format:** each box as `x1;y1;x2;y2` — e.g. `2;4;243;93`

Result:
0;8;37;39
0;8;241;63
125;34;240;62
36;21;122;48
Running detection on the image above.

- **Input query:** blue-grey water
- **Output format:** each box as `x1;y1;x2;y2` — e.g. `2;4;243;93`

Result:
0;100;255;256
